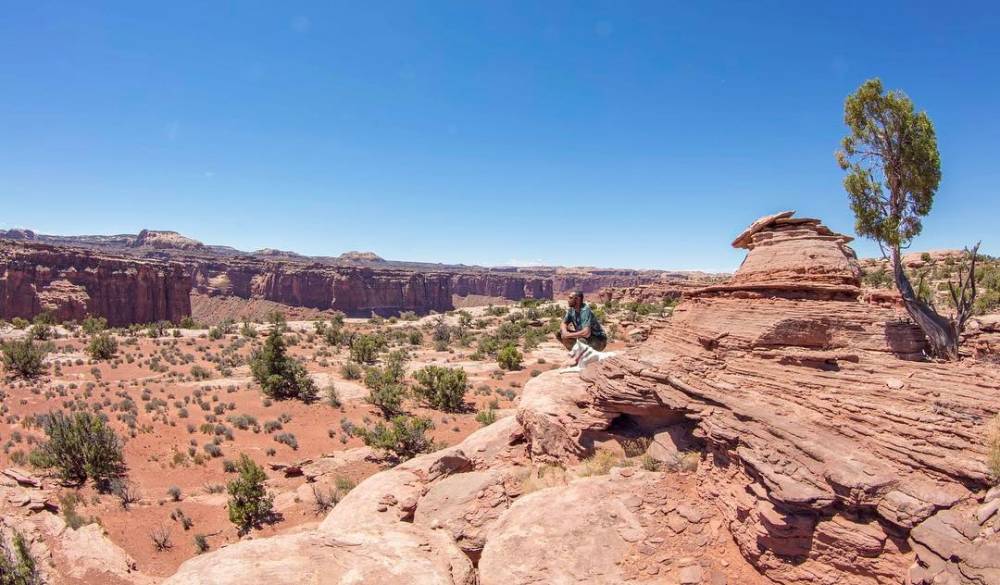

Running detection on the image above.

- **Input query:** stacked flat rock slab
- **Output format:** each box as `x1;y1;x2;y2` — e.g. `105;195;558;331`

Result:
565;213;1000;584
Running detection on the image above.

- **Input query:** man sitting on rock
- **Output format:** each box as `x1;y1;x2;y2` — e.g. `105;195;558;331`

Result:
556;291;608;352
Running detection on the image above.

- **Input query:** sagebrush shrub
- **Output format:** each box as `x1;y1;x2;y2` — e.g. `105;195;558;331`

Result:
354;415;434;463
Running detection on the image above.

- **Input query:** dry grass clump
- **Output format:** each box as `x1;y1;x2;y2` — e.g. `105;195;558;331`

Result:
576;449;630;477
515;463;569;495
987;414;1000;485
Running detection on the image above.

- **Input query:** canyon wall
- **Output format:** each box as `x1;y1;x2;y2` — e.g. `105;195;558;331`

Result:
191;261;554;317
0;242;191;326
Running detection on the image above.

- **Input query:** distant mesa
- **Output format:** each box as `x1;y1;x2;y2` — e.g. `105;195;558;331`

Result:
131;229;204;250
338;250;384;263
253;248;303;258
0;228;36;241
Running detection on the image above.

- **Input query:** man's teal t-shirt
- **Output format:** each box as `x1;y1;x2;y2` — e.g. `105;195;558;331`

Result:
564;303;606;339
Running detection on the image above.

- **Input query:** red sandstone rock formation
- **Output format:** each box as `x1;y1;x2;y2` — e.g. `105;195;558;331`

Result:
0;242;191;326
164;212;1000;585
190;260;554;317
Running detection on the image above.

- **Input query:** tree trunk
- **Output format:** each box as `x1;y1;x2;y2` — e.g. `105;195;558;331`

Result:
890;247;959;359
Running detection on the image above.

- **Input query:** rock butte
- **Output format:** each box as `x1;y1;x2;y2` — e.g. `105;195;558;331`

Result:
161;213;1000;585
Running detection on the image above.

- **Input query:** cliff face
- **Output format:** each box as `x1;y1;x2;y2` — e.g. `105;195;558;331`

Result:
190;260;554;316
0;242;191;326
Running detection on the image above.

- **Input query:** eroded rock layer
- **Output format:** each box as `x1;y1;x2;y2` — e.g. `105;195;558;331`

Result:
0;242;191;326
538;213;1000;583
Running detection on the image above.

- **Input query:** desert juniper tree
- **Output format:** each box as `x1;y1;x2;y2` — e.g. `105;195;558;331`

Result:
836;78;978;359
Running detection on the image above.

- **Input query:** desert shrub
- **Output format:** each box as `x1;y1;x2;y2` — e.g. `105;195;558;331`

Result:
349;334;381;364
191;365;213;381
250;328;317;401
863;268;894;288
32;410;126;489
475;408;497;427
178;316;198;329
364;351;407;417
111;478;141;509
28;323;53;341
497;344;523;371
577;449;625;477
81;315;108;335
226;454;273;535
640;454;661;472
340;361;363;380
268;311;287;330
1;339;49;378
32;311;56;325
193;533;209;554
10;317;29;330
0;528;40;585
86;333;118;360
150;525;172;551
239;321;258;338
274;432;298;450
323;324;346;346
324;385;341;408
412;366;467;411
167;485;182;501
354;415;434;463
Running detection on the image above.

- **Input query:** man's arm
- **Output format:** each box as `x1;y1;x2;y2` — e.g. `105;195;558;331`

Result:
563;306;593;339
563;325;591;340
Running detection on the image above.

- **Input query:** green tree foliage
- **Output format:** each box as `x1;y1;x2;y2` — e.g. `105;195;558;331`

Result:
250;328;317;401
354;415;434;463
1;339;49;379
32;411;126;490
497;344;523;371
836;78;972;359
81;316;108;335
226;454;273;535
350;334;381;364
364;350;408;417
86;333;118;360
412;365;468;411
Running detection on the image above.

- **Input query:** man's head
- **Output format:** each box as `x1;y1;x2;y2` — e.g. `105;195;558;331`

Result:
568;291;584;309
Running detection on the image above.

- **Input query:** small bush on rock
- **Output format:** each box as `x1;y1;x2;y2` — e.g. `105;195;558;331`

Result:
354;415;434;463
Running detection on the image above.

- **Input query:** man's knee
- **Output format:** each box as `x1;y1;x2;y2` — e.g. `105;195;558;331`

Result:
555;330;574;350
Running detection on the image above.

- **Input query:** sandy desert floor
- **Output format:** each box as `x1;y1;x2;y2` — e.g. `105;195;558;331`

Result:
0;301;645;579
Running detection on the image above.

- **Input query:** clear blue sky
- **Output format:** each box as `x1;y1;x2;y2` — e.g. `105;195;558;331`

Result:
2;2;998;271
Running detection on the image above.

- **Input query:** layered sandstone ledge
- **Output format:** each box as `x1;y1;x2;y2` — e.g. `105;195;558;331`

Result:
0;242;191;326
